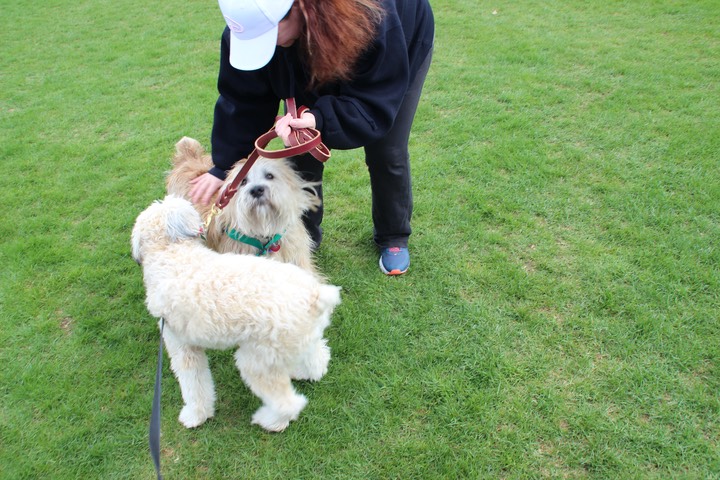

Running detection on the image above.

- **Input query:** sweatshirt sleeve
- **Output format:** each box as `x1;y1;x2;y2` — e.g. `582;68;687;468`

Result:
310;18;410;150
210;28;279;179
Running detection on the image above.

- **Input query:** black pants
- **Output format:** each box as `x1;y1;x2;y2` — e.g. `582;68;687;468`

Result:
292;49;433;249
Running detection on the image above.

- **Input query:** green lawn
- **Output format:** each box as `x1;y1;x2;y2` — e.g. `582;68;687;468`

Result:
1;0;718;478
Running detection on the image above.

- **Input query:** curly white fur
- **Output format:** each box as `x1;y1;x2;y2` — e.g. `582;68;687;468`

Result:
132;195;341;432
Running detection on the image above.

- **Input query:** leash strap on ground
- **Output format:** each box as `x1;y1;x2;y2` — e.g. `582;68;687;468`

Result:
149;318;164;480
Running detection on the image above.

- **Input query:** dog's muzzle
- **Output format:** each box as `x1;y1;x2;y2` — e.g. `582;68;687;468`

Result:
249;186;265;199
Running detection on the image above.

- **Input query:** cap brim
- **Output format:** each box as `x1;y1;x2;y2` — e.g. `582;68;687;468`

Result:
228;25;279;71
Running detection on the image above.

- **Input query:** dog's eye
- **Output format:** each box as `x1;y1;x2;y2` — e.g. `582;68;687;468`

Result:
240;178;247;187
265;173;274;180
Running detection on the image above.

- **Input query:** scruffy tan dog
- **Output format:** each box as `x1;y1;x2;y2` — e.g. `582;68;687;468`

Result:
132;195;341;432
166;137;320;273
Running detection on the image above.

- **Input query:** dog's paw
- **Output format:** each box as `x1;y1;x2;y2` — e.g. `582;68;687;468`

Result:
251;406;291;432
179;405;214;429
251;395;308;432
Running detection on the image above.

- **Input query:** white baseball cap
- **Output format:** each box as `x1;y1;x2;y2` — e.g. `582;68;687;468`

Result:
218;0;294;71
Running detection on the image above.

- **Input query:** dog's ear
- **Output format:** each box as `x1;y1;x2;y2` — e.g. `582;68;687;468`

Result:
131;228;143;265
164;196;203;242
173;136;204;165
130;213;147;265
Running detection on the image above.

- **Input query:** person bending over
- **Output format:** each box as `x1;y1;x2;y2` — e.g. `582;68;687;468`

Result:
190;0;434;275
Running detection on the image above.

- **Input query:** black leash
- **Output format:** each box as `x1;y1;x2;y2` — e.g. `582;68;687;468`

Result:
149;318;164;480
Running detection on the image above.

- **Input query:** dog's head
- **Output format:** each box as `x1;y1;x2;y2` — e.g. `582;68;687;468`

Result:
221;157;321;237
131;194;204;264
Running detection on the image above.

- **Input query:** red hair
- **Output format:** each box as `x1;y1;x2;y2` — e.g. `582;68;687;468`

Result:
297;0;385;88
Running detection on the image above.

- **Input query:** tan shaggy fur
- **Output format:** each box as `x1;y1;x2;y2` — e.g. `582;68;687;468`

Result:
166;137;321;274
132;195;341;432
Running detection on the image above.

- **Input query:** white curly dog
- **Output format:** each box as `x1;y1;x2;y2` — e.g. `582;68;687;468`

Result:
132;194;341;432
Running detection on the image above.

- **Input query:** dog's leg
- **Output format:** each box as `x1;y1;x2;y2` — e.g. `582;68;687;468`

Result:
163;326;216;428
234;347;308;432
291;338;330;381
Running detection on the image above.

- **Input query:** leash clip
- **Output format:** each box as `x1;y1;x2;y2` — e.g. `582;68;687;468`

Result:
204;204;221;230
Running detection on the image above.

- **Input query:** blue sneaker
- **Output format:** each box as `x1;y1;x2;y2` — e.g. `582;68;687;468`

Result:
379;247;410;275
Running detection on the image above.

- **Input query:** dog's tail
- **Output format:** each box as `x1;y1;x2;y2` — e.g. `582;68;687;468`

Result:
317;285;342;313
166;137;214;198
311;285;341;331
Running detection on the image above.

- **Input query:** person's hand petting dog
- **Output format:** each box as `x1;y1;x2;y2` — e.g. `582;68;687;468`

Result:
189;173;224;206
275;111;316;147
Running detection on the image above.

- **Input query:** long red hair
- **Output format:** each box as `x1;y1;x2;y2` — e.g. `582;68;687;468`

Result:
297;0;385;88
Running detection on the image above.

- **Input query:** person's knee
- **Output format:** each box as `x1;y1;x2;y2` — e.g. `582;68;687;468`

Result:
365;144;409;170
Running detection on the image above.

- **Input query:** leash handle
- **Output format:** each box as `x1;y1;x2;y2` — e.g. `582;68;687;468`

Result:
149;318;164;480
281;98;331;163
214;98;330;210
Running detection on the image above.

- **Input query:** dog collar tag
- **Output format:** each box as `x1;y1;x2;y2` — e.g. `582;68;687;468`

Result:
268;242;281;253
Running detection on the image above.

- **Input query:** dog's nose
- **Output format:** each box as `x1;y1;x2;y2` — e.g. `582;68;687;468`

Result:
250;186;265;198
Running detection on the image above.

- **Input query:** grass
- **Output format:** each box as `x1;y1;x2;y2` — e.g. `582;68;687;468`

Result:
1;0;719;478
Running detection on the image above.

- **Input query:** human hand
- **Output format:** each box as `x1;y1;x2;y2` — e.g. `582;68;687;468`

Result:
189;173;224;206
275;111;316;146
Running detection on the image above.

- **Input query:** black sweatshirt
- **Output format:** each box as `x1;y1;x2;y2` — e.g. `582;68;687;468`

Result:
209;0;435;179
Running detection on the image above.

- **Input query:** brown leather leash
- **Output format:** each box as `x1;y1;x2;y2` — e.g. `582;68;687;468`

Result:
213;98;329;214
